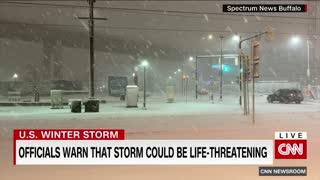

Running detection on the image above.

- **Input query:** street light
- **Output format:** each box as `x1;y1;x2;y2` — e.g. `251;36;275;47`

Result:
141;60;149;109
189;56;194;61
13;73;18;79
291;36;300;44
233;34;240;41
208;34;213;40
141;60;148;67
177;68;181;72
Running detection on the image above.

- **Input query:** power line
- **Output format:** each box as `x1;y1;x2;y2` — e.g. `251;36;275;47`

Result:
0;21;318;36
0;1;318;20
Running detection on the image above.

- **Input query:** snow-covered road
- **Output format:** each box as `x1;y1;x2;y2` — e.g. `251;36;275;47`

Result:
0;96;319;179
0;96;319;120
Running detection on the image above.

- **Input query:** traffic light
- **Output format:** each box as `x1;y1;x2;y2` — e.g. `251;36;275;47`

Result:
245;55;250;80
212;64;231;72
212;64;219;69
267;31;273;41
266;26;274;41
222;64;231;72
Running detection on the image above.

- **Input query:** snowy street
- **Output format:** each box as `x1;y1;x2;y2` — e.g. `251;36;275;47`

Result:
0;95;319;120
1;96;320;179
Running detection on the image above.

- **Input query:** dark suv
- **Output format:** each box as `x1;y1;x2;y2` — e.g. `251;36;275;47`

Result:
267;89;304;104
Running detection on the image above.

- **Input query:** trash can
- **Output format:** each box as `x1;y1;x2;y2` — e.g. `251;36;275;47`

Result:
71;100;82;113
120;94;126;101
126;85;138;108
84;98;100;112
50;90;63;109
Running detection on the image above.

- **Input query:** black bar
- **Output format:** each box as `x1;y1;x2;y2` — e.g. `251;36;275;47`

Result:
223;4;307;13
259;167;307;176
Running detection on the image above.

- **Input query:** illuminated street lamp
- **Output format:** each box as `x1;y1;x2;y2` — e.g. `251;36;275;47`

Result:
208;34;213;40
291;36;300;44
13;73;18;79
189;56;194;61
233;34;240;41
141;60;149;109
141;60;148;67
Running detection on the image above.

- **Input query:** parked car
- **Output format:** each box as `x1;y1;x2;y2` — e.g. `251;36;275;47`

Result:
267;89;304;104
198;88;209;95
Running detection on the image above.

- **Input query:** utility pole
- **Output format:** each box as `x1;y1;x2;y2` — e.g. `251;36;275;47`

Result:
252;54;255;123
239;36;242;106
181;65;184;96
141;60;149;109
219;35;224;101
76;0;107;112
307;39;311;92
242;53;248;115
246;55;250;115
210;66;214;104
185;76;189;103
195;56;198;100
77;0;107;98
89;0;95;98
143;65;146;108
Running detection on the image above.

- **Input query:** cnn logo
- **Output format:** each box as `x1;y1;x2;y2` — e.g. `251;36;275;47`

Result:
274;132;307;159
